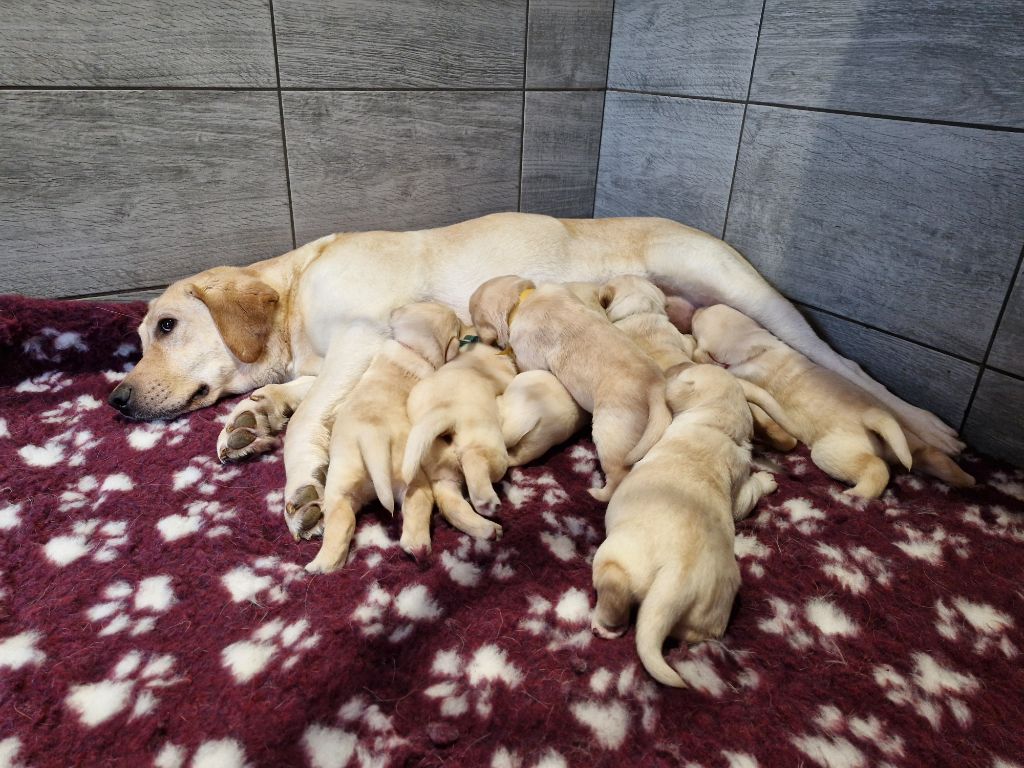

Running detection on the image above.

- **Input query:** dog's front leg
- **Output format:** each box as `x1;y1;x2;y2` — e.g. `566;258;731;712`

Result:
281;323;385;540
217;376;316;462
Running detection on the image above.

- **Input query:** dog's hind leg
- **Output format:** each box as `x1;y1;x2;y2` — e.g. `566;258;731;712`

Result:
460;445;506;515
811;434;890;499
591;555;631;639
399;470;435;559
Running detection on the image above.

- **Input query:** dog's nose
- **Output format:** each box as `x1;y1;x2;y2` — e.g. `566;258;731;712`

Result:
108;383;133;411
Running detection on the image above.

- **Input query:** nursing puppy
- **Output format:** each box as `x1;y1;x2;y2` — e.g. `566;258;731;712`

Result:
305;302;462;573
601;275;796;453
498;371;588;466
692;304;974;496
591;364;777;687
470;275;671;501
402;337;517;515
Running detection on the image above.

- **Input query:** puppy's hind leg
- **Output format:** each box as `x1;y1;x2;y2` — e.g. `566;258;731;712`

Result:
592;555;631;639
461;446;505;515
305;497;358;574
588;410;633;502
811;435;889;499
399;470;435;559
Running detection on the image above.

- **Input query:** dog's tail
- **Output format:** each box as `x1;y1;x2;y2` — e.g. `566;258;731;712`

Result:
401;412;453;485
624;381;672;466
356;426;395;513
738;380;802;441
635;564;689;688
862;408;912;470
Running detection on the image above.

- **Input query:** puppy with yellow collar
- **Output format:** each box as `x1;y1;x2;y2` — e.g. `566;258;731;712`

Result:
470;275;671;501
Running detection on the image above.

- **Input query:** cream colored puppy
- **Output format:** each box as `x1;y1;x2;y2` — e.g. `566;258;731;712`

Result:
498;371;589;466
601;275;796;453
591;364;778;687
692;304;974;496
470;275;671;501
305;302;463;573
401;338;517;515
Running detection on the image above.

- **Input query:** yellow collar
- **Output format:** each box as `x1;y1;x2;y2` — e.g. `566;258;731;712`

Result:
500;287;535;359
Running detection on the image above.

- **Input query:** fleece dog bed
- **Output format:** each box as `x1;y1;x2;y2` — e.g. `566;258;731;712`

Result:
1;295;1023;768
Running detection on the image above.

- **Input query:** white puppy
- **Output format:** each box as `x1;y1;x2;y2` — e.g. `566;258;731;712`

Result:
498;371;589;466
691;304;974;496
470;276;671;501
402;337;517;515
591;364;778;686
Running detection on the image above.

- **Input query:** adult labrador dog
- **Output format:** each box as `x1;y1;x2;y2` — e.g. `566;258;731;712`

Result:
107;213;963;539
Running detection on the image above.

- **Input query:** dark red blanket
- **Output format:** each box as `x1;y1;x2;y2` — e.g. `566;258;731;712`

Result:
1;294;1022;768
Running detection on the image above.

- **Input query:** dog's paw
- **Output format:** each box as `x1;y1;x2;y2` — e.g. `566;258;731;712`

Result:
217;385;295;462
304;546;348;575
754;470;778;495
399;532;432;563
591;618;627;640
285;473;327;541
588;485;612;503
469;489;501;517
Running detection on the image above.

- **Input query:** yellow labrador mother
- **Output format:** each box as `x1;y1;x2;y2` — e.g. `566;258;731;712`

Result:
108;212;962;539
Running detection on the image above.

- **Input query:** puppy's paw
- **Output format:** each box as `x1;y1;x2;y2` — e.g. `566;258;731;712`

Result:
304;547;348;575
754;471;778;495
469;490;501;517
217;385;294;462
591;618;627;640
588;485;612;503
400;532;433;561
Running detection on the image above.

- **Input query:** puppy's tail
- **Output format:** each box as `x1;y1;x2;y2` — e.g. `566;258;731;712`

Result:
738;380;802;439
635;564;688;688
356;426;394;513
862;408;913;470
624;381;672;466
401;412;453;485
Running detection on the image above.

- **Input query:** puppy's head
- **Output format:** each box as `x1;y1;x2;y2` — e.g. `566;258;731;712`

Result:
390;301;465;369
665;362;743;417
691;304;772;367
468;275;535;348
599;276;667;322
563;282;603;312
109;267;280;420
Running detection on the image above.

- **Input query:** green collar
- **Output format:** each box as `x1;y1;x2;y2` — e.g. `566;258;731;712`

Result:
458;335;480;348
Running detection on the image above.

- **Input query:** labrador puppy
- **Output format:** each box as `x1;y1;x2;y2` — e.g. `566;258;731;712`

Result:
470;275;671;501
601;275;796;453
401;336;517;516
498;371;589;466
591;364;777;687
691;304;974;496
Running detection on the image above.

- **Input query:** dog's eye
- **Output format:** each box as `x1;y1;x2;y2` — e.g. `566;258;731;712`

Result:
157;318;177;334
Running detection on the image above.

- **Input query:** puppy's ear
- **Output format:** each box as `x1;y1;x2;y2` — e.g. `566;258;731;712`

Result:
666;375;695;413
598;283;615;310
191;274;278;363
444;335;461;363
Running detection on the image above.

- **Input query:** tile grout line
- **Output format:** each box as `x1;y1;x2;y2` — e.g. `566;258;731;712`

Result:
0;85;607;93
517;0;530;212
62;285;170;301
267;0;297;249
591;0;617;218
721;0;768;241
957;240;1024;433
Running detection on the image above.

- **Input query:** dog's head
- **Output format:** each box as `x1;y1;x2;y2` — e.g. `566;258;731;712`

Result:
390;301;465;369
599;275;667;322
468;275;535;348
108;267;281;420
690;304;772;368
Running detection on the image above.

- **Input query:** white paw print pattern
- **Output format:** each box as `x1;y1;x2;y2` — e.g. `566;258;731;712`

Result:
734;532;772;578
874;652;979;730
423;644;523;719
571;663;659;750
754;497;827;536
21;327;87;361
791;704;905;768
351;583;443;642
302;695;409;768
816;543;892;594
65;651;182;727
221;618;320;683
171;454;243;496
440;536;515;587
18;394;104;468
127;418;190;451
989;470;1024;502
518;589;592;651
935;597;1017;657
567;444;603;487
221;556;306;605
961;505;1024;544
44;518;129;566
0;630;46;671
893;523;970;565
674;643;761;697
154;739;250;768
502;470;573;511
86;576;176;636
58;473;134;513
15;371;71;394
0;503;22;532
492;746;569;768
538;510;599;563
157;499;237;542
758;597;859;651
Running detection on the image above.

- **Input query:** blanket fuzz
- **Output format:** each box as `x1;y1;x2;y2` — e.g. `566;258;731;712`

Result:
1;294;1022;768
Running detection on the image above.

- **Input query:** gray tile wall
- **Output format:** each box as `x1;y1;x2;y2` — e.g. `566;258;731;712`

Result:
0;0;610;299
596;0;1024;465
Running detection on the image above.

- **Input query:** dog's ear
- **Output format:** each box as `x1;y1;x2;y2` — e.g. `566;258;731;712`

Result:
191;274;279;364
598;283;615;310
665;373;695;413
444;335;461;363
